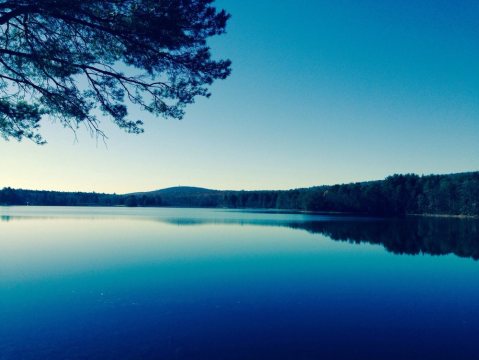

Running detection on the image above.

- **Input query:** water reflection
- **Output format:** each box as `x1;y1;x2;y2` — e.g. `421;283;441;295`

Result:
1;208;479;360
289;217;479;259
162;216;479;260
3;207;478;260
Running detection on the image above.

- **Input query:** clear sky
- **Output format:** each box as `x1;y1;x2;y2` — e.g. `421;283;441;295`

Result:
1;0;478;193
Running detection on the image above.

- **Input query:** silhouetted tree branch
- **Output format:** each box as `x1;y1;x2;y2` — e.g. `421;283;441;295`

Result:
0;0;231;144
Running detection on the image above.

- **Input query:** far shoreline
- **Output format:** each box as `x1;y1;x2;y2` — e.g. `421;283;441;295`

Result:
1;204;478;219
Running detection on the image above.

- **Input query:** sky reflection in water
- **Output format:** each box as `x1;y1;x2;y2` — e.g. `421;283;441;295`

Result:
1;207;478;359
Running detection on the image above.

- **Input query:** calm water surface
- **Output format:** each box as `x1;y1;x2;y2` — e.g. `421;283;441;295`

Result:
1;207;478;359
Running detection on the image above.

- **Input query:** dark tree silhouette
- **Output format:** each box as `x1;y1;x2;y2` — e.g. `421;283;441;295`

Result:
1;172;478;216
0;0;231;143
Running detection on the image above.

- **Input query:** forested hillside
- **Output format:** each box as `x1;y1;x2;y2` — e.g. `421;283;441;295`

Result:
1;172;478;216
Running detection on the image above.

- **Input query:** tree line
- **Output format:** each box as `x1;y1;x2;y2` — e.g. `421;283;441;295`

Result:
0;188;162;207
1;172;478;216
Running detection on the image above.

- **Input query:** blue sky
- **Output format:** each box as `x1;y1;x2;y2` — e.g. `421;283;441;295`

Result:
1;0;478;193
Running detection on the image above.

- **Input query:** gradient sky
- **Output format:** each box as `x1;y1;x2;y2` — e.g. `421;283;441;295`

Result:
1;0;478;193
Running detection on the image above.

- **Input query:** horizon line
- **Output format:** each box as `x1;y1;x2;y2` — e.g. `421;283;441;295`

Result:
2;170;477;196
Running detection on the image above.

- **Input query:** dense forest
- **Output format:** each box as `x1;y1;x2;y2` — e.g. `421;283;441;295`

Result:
1;172;478;216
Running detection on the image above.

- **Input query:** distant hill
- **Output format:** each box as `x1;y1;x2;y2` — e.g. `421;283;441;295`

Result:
1;172;478;217
133;186;217;196
131;186;222;207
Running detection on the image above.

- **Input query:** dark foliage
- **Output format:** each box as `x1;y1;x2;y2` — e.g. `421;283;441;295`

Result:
224;172;479;216
0;0;231;143
1;172;478;216
0;188;161;207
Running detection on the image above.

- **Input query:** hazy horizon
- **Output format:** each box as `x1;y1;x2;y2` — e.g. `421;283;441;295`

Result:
1;170;476;195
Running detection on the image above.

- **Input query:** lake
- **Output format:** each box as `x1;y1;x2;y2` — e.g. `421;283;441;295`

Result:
1;207;478;359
